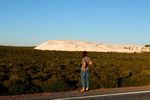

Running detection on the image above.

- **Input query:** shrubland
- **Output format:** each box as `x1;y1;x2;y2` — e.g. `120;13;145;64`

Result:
0;46;150;95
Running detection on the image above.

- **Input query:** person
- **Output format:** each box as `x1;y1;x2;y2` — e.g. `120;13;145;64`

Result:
80;51;92;92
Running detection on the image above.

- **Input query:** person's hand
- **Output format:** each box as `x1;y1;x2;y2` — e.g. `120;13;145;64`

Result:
89;60;92;65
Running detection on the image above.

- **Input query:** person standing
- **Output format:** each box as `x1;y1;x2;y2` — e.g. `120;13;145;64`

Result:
80;51;92;92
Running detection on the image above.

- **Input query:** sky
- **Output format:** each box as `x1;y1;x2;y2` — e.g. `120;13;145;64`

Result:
0;0;150;46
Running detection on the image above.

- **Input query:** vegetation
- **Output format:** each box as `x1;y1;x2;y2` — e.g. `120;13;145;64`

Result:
145;45;150;47
0;46;150;95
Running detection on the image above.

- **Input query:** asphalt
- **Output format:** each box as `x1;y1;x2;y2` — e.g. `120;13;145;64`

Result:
74;92;150;100
1;86;150;100
55;90;150;100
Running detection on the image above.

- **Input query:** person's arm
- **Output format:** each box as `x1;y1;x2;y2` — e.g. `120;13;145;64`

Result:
82;59;86;72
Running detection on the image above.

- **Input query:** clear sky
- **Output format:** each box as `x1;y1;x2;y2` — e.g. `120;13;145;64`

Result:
0;0;150;46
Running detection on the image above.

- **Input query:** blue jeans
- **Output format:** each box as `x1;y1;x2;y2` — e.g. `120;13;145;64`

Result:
81;67;89;88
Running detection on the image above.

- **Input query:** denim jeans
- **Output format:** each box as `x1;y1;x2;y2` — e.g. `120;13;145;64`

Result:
81;67;89;88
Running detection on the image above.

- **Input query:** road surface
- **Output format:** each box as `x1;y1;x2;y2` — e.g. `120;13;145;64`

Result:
1;86;150;100
55;90;150;100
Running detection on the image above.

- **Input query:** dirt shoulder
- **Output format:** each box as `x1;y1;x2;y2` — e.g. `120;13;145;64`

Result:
1;85;150;100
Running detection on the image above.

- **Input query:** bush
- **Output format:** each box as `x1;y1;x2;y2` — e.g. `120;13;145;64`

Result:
0;82;8;95
41;78;67;92
4;79;26;95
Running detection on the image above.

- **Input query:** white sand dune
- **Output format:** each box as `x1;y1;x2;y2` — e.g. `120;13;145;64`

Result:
34;40;149;53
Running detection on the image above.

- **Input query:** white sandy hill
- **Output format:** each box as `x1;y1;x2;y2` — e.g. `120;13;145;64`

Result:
34;40;144;53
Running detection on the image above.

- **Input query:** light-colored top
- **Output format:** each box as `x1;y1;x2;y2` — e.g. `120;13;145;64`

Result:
81;56;92;70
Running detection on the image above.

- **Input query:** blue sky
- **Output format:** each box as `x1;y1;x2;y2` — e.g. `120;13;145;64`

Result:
0;0;150;46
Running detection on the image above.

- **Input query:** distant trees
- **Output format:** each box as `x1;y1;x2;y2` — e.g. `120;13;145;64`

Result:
145;45;150;47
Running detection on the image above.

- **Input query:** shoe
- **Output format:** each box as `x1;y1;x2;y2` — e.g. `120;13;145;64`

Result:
80;88;85;92
86;87;89;91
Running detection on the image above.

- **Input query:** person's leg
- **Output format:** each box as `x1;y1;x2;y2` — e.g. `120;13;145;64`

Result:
81;70;85;92
85;69;89;90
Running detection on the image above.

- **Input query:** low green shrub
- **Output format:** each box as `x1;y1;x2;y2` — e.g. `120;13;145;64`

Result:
41;78;67;92
4;79;26;95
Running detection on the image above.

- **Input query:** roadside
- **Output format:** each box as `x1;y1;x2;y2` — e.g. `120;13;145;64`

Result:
1;85;150;100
